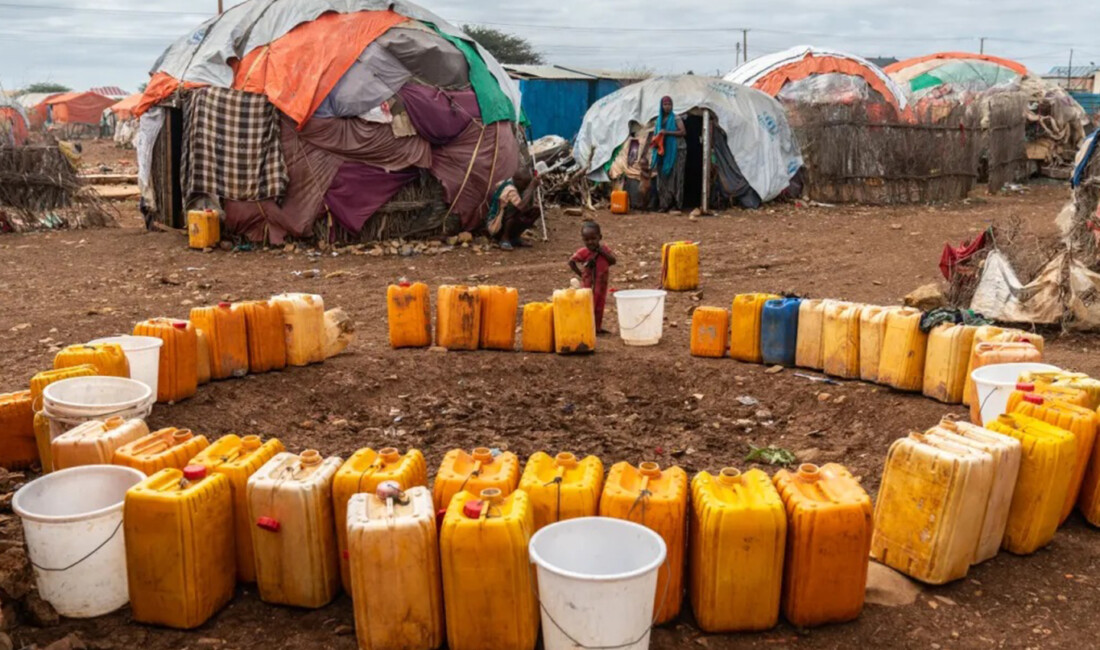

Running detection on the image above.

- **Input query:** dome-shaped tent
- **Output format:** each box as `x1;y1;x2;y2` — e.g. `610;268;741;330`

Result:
573;76;802;209
0;96;29;146
886;52;1027;103
724;45;908;111
136;0;524;244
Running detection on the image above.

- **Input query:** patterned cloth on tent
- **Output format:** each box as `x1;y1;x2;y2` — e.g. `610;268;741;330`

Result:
182;87;287;201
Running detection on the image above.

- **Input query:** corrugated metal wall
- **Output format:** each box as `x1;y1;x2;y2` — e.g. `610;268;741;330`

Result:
518;78;623;141
1070;91;1100;117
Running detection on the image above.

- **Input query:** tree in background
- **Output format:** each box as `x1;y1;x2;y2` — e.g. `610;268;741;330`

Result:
23;82;70;94
463;25;543;65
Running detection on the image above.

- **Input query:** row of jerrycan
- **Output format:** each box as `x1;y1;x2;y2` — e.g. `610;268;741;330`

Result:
387;281;598;355
793;300;1046;403
132;293;326;404
689;294;802;366
873;382;1100;586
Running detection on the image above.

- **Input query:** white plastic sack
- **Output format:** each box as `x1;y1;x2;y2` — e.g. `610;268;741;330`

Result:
136;108;164;210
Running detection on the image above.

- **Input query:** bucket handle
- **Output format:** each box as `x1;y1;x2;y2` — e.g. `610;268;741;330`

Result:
28;519;122;573
618;298;665;333
534;559;670;650
976;385;1000;425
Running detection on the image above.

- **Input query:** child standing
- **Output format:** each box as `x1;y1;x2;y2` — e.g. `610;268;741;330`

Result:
568;221;617;333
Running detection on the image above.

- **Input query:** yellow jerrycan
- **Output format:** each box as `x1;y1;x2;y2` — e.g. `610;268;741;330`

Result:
51;417;150;471
690;306;729;358
124;465;235;628
518;451;604;531
271;293;327;365
441;488;539;650
347;486;443;650
433;447;520;511
923;324;978;403
248;450;342;607
189;434;285;582
521;302;555;353
0;391;35;471
821;302;864;379
190;303;249;380
795;299;831;370
773;463;872;627
871;433;993;584
53;342;129;378
857;305;897;382
877;307;928;392
478;285;520;351
689;468;786;632
926;420;1021;563
600;461;688;625
333;447;428;592
436;285;481;351
386;281;433;349
729;293;780;363
29;365;97;407
661;241;699;291
112;428;209;476
236;300;287;373
552;288;596;354
133;319;198;402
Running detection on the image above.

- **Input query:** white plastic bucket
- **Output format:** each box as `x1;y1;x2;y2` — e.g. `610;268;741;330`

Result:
972;362;1061;425
12;464;146;618
89;335;163;396
529;517;667;650
614;290;667;346
42;376;154;439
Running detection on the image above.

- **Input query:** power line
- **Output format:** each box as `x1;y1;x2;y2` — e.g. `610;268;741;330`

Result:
0;2;211;15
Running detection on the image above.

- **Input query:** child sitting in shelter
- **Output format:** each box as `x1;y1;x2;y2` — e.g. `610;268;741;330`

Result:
568;221;617;333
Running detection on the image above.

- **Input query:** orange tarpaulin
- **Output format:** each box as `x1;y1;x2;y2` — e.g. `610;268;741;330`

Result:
233;10;407;126
754;54;904;110
110;92;145;121
885;52;1028;76
44;92;118;125
0;107;28;145
134;72;208;118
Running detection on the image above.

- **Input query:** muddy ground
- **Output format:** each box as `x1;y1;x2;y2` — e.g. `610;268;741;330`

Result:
2;141;1098;649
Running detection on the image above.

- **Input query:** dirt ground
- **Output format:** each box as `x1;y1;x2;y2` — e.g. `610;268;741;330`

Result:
3;141;1099;649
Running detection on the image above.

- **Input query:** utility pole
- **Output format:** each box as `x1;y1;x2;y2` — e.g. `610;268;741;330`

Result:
979;37;985;55
1068;49;1074;90
742;29;749;63
735;42;742;67
217;0;223;14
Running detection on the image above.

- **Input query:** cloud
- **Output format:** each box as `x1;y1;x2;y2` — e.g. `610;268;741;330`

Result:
1;0;1097;92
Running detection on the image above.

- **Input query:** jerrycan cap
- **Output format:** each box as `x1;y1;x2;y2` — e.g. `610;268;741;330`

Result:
218;301;231;308
472;447;494;463
379;447;400;463
1016;382;1036;392
172;429;194;442
639;462;662;478
183;465;207;481
300;450;322;466
172;321;188;330
398;280;412;288
240;435;261;451
103;416;125;430
797;464;822;481
462;500;485;519
554;452;578;469
1023;393;1045;405
376;480;406;503
717;467;742;486
256;516;280;532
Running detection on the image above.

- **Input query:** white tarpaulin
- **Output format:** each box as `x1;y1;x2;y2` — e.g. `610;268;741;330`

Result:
147;0;520;121
971;249;1100;329
723;44;908;109
572;76;803;202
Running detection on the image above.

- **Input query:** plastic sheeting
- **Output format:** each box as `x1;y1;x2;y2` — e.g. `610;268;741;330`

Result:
725;45;908;109
573;76;802;203
777;73;875;105
144;0;519;121
44;92;119;125
314;40;414;119
136;108;165;210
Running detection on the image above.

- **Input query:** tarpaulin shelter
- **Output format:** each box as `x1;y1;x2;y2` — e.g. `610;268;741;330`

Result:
110;93;144;121
18;93;59;129
0;95;29;146
135;0;523;244
725;45;908;112
574;75;803;211
43;92;118;125
886;53;1027;103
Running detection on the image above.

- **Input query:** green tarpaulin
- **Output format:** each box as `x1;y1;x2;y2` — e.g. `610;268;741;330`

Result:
428;24;516;125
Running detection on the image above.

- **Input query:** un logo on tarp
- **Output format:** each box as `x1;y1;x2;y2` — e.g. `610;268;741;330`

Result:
758;113;779;137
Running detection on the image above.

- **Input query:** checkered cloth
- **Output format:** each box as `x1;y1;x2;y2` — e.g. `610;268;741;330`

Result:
182;87;287;201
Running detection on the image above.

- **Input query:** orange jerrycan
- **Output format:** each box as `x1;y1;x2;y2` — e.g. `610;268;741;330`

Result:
436;285;481;351
0;391;35;470
985;413;1076;555
53;342;129;378
271;293;326;365
236;300;287;373
773;463;872;627
967;342;1042;423
248;450;342;608
871;433;993;584
822;302;863;379
610;189;629;214
133;318;198;402
478;285;520;351
689;468;786;632
433;447;519;511
690;306;729;358
521;302;555;353
195;328;212;385
1009;394;1097;523
877;307;927;392
333;447;428;592
29;365;97;407
600;461;688;624
961;325;1004;406
348;486;443;650
795;299;831;370
124;465;235;628
187;209;220;249
33;413;52;473
112;427;209;476
189;434;285;582
857;305;897;382
52;417;150;471
552;288;596;354
926;420;1021;563
518;451;604;531
730;293;780;363
661;241;699;291
441;488;538;650
387;281;432;348
190;302;249;379
923;324;978;403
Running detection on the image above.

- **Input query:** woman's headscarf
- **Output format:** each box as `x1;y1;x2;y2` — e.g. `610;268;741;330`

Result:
651;96;679;176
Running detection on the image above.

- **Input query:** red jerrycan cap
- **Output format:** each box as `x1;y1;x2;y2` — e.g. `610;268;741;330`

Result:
218;301;231;308
462;500;485;519
1016;382;1036;392
1023;393;1045;405
256;516;281;532
182;465;207;480
173;321;188;329
398;280;411;288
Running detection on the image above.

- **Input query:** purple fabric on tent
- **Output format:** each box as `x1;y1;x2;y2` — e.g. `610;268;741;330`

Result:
397;83;480;146
430;120;519;231
324;163;419;234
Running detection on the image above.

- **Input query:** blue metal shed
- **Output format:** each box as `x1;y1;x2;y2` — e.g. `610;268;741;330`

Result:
506;65;636;141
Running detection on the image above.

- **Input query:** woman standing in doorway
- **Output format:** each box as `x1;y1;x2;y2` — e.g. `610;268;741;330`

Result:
650;96;687;212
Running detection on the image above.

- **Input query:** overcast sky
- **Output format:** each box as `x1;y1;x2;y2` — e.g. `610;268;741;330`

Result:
2;0;1098;92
